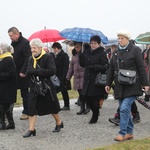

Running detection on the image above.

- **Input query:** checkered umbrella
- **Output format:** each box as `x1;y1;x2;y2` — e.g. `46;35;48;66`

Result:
60;27;108;44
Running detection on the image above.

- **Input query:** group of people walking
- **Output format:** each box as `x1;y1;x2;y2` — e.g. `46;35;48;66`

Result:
0;27;149;142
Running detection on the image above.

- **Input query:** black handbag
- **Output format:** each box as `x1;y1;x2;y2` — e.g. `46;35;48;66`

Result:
117;52;137;85
50;75;60;88
95;72;107;86
118;69;136;85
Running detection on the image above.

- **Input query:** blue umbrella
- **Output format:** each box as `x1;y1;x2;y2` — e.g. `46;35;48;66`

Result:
60;27;108;44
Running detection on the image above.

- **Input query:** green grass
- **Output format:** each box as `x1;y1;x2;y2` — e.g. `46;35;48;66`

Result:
91;138;150;150
15;89;78;106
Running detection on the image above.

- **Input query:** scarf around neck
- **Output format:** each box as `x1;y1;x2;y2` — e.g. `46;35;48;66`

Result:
32;49;46;68
0;52;13;60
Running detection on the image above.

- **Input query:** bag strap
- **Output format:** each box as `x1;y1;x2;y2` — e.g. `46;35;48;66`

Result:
116;50;129;70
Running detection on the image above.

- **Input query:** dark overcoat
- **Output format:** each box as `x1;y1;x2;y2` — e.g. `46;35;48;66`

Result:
11;33;31;89
27;53;60;116
106;42;149;99
53;50;69;91
79;46;109;97
66;53;84;90
0;57;17;104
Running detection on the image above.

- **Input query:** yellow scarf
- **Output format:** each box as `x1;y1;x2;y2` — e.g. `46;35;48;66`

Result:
32;49;46;68
0;52;13;59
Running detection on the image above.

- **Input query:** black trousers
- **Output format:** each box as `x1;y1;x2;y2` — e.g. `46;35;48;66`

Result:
85;96;100;115
61;91;70;107
20;88;29;115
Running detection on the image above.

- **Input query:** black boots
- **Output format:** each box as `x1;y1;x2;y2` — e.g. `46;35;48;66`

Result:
0;105;6;130
89;111;99;124
0;104;15;130
76;103;90;115
84;104;90;114
5;104;15;129
76;102;85;115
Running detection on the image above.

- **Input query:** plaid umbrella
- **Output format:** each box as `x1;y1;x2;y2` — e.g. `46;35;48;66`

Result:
60;27;108;44
136;97;150;110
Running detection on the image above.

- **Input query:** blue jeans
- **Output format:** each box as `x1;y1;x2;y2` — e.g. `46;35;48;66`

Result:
118;96;136;136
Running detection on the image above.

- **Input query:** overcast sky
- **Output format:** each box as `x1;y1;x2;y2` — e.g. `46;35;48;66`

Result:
0;0;149;43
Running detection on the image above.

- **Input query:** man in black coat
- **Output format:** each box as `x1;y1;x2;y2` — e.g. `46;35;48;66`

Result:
8;27;31;120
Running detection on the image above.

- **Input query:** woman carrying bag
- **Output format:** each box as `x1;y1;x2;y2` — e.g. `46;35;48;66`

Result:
105;30;149;141
23;38;63;138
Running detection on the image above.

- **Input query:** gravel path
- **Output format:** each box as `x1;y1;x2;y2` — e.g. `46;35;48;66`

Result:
0;95;150;150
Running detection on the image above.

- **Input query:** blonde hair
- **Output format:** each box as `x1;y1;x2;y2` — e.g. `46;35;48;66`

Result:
0;42;14;54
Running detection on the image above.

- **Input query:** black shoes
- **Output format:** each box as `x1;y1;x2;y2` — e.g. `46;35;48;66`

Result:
53;122;64;132
5;124;15;129
0;123;6;130
132;112;140;123
23;129;36;138
84;108;90;114
144;95;150;102
108;117;120;126
89;114;98;124
61;106;70;110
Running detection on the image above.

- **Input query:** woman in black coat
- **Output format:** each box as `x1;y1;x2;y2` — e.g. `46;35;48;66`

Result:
23;39;63;138
105;30;149;141
0;43;17;130
79;35;109;123
51;42;70;110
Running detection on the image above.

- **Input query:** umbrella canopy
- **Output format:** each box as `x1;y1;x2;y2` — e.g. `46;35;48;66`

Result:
60;27;108;44
28;29;65;43
104;38;118;46
135;32;150;44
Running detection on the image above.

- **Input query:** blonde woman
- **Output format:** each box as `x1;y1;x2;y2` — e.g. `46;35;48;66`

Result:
0;43;16;130
23;38;63;138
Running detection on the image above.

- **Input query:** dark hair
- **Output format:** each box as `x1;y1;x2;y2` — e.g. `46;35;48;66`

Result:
52;42;62;49
83;43;90;50
90;35;101;44
73;42;82;46
8;27;19;33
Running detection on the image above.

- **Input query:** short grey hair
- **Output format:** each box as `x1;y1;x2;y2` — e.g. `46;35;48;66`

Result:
0;42;14;54
30;38;44;48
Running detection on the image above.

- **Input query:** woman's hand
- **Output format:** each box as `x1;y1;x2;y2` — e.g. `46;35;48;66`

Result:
143;86;149;92
105;86;111;93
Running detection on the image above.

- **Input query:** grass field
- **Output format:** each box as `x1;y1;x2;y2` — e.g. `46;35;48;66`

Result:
93;138;150;150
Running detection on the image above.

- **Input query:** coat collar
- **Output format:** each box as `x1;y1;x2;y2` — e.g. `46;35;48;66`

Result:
90;46;104;54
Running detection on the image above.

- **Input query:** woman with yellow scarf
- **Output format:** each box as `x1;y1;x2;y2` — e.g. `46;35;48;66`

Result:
0;43;16;130
23;38;63;138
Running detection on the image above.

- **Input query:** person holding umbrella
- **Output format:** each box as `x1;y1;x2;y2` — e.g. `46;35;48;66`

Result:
79;35;109;123
66;42;90;115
